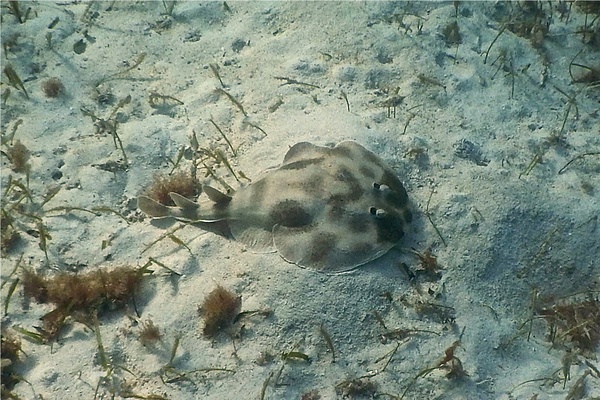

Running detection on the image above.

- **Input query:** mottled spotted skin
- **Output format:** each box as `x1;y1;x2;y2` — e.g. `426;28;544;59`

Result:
138;141;411;273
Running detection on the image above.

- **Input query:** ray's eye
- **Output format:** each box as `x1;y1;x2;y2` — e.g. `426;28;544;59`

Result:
373;183;390;192
376;209;387;218
369;207;387;218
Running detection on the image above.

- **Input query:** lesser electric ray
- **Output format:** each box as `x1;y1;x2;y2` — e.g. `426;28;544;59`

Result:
138;141;412;273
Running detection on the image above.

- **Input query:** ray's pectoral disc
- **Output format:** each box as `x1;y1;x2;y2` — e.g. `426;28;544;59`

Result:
138;141;412;273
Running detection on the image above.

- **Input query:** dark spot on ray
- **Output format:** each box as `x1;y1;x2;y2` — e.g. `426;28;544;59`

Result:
347;213;371;233
382;189;408;210
350;242;374;256
380;170;409;205
270;199;313;227
330;167;363;202
336;167;354;182
333;145;353;158
300;174;324;195
403;208;413;223
279;157;323;171
308;232;336;264
363;150;381;166
374;211;406;243
360;165;377;179
247;178;268;206
327;205;345;220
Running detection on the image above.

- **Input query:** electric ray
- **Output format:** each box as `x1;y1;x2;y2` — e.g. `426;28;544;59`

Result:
138;141;412;273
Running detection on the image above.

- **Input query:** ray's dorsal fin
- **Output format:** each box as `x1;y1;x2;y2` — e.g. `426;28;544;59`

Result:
169;192;199;209
137;196;170;217
203;185;232;204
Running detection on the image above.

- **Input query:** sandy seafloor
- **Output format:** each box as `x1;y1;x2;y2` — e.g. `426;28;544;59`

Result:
1;1;599;399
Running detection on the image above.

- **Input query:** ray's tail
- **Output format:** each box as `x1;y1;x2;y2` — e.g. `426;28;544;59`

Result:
137;185;231;222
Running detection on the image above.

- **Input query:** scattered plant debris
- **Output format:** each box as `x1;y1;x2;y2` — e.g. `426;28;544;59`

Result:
442;20;462;46
81;95;132;165
21;265;150;342
1;330;23;397
199;285;241;339
4;139;30;173
335;377;378;399
215;88;247;116
504;1;550;47
41;77;65;98
301;389;321;400
411;247;444;279
3;65;28;99
138;319;162;347
401;329;467;398
95;52;146;87
319;323;336;363
142;170;199;207
6;0;32;23
536;294;600;354
0;212;20;255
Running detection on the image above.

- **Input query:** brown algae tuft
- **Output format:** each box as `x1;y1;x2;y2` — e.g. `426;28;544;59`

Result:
198;285;241;338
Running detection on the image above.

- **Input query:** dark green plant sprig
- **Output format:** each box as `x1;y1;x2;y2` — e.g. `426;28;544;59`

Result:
7;1;31;24
158;334;235;385
95;53;146;87
1;255;23;314
91;312;161;400
82;96;131;165
483;25;507;65
0;179;60;263
2;88;11;106
425;188;446;247
210;63;225;88
400;328;466;399
553;85;584;137
3;65;28;99
319;323;336;363
274;76;320;88
341;90;350;112
574;2;600;45
148;92;184;113
1;119;23;146
141;223;191;255
215;88;247;116
162;0;176;16
558;152;600;175
245;121;267;137
209;118;236;156
260;341;309;399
